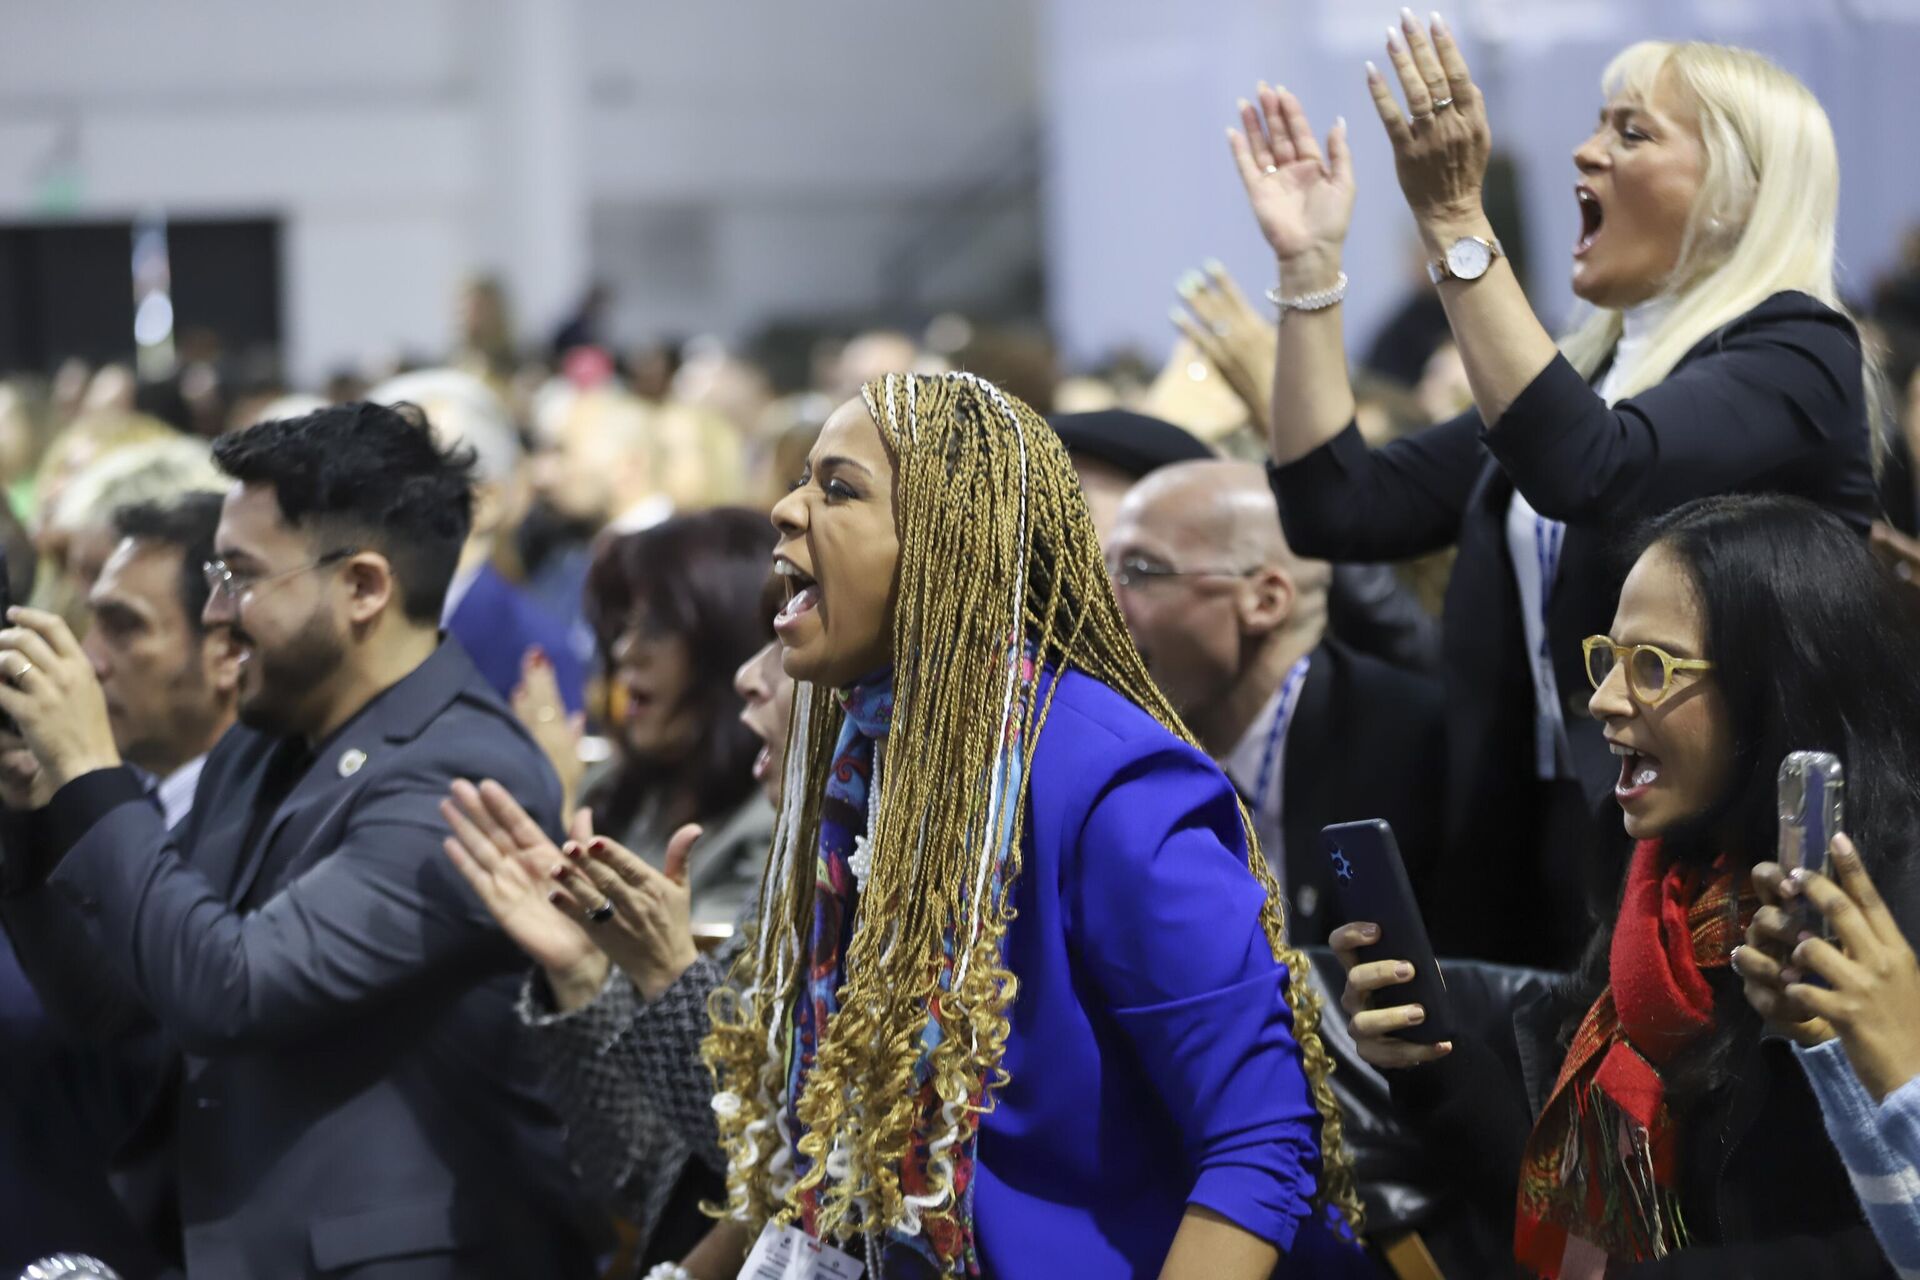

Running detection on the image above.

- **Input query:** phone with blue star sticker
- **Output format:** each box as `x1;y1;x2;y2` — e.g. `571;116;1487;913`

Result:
1322;819;1452;1045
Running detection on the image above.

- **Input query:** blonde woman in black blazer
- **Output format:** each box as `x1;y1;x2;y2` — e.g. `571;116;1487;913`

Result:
1227;29;1874;966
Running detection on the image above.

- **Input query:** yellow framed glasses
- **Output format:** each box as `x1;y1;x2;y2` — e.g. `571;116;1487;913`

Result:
1582;636;1714;706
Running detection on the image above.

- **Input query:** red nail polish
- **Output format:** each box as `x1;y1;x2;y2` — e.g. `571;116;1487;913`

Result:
588;838;608;855
547;890;563;905
562;843;582;860
550;864;568;879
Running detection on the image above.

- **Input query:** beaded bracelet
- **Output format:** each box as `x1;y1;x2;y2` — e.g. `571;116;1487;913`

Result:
1265;271;1349;318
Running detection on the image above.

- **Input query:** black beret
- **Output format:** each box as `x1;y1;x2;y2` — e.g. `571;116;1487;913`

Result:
1047;410;1213;480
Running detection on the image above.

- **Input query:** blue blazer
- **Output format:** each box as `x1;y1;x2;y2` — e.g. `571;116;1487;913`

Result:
974;669;1367;1276
447;562;585;713
7;643;595;1278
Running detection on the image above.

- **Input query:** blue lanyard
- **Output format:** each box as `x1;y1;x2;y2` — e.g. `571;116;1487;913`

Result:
1534;515;1565;657
1253;656;1313;819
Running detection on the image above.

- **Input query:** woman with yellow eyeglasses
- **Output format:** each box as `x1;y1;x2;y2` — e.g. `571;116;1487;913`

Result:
1329;494;1920;1278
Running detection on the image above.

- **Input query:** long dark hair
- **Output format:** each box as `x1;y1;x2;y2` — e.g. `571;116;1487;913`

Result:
1565;494;1920;1091
582;507;775;835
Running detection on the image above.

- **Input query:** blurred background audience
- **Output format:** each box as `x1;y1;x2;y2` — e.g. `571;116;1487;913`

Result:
3;2;1920;1277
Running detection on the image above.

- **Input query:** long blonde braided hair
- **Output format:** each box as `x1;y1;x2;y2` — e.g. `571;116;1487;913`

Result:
702;372;1359;1264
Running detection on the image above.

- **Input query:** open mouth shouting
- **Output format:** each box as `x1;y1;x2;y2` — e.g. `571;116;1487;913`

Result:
772;555;820;636
1609;737;1660;804
1575;184;1605;257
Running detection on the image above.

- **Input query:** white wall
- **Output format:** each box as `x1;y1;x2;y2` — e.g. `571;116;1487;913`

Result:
0;2;477;384
0;0;1039;384
1042;0;1920;370
578;0;1039;340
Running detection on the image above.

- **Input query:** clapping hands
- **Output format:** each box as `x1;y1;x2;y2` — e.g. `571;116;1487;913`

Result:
1225;11;1494;270
1227;84;1354;281
441;779;705;1011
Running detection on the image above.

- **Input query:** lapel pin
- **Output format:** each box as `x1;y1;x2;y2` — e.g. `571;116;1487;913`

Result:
337;748;368;778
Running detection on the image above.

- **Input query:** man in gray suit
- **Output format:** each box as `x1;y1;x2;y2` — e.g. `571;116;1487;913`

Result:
0;402;595;1278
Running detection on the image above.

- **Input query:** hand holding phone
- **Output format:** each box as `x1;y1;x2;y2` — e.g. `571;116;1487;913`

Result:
1323;819;1452;1048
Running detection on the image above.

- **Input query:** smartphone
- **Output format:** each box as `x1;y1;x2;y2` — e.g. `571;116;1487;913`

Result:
1322;819;1452;1045
1779;751;1845;937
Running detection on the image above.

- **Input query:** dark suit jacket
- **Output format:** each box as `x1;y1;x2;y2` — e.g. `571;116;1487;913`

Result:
1277;638;1446;947
3;642;595;1279
1270;292;1877;965
0;932;178;1278
447;562;585;713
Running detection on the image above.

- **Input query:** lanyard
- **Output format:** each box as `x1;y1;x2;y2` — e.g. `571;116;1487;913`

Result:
1252;655;1313;821
1534;515;1565;646
1533;515;1568;777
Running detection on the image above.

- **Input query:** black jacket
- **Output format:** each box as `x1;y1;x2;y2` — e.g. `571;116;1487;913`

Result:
1278;637;1446;946
1388;970;1894;1278
1270;291;1877;965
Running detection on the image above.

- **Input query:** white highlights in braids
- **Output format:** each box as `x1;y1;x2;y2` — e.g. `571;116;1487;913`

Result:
946;371;1032;982
716;675;818;1223
754;681;818;1064
849;738;884;894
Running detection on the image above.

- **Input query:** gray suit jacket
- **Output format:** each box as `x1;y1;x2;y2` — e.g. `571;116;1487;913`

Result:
5;642;596;1279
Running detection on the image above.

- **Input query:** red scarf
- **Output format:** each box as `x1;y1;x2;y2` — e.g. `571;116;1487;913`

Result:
1514;839;1755;1277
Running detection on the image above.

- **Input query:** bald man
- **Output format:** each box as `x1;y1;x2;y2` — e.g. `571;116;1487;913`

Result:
1108;460;1445;943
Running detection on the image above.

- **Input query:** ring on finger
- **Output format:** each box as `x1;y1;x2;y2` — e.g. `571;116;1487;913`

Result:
1263;164;1279;175
1432;95;1455;110
4;657;32;686
586;898;616;925
1409;110;1432;123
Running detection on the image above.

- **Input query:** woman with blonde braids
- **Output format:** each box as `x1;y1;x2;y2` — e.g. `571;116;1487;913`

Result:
672;371;1370;1279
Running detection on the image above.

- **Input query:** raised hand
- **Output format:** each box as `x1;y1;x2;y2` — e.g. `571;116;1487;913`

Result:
1173;261;1278;422
1226;82;1354;275
1782;835;1920;1101
1368;10;1491;237
441;779;609;1009
0;732;56;812
1733;859;1834;1047
0;606;120;791
548;824;703;1002
511;647;586;814
1330;921;1452;1070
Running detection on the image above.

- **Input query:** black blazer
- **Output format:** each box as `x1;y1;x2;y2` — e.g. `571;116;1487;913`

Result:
3;643;596;1278
1278;637;1447;947
1270;292;1877;964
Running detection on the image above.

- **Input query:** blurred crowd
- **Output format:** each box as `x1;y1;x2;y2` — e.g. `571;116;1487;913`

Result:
11;23;1920;1280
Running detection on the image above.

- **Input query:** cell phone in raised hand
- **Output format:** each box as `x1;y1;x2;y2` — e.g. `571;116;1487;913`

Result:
1778;750;1844;938
1322;819;1452;1045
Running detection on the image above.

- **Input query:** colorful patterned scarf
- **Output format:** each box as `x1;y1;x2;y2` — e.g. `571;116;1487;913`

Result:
783;667;1024;1275
1515;839;1756;1276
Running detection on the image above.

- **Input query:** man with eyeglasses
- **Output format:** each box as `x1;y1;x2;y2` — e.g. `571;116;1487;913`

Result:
1106;459;1445;945
0;402;594;1278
